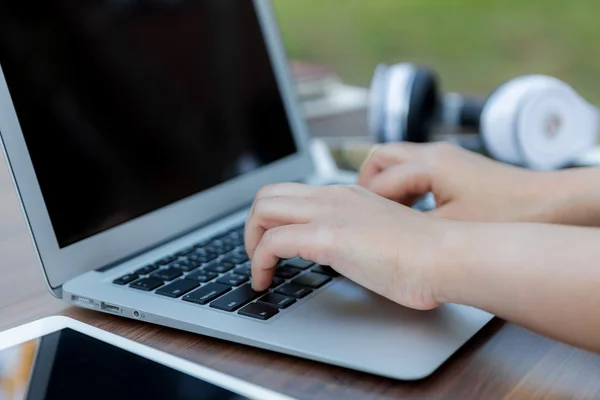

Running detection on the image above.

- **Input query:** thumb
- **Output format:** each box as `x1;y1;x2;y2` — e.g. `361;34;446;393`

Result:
367;163;433;206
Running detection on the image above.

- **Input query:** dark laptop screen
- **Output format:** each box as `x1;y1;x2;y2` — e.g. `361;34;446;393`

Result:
0;0;298;248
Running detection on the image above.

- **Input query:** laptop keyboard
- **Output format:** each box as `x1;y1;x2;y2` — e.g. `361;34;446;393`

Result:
112;225;340;321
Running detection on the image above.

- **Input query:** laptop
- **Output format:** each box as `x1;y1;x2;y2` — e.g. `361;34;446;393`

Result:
0;0;493;381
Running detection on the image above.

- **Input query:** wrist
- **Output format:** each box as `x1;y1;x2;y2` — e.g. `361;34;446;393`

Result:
532;167;600;226
428;220;474;305
430;219;513;307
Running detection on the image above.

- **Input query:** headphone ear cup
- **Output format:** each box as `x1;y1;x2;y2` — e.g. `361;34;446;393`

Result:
404;67;440;143
480;75;598;169
368;63;440;143
368;63;390;143
479;78;530;166
480;75;560;166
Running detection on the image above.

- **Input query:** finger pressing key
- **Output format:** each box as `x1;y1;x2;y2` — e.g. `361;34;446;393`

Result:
251;225;315;291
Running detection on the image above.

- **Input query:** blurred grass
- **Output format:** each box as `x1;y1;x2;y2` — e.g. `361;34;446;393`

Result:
273;0;600;105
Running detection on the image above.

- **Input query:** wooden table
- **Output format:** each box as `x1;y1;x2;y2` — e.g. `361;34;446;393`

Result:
2;157;600;400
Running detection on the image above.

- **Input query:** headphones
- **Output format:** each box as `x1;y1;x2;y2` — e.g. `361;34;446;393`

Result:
368;63;599;170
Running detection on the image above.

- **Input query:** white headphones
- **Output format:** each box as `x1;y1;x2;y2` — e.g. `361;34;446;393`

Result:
369;63;599;170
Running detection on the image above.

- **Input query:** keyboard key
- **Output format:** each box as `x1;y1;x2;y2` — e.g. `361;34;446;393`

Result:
156;255;177;266
206;242;234;254
235;250;247;259
217;273;249;287
276;283;313;299
209;284;264;312
134;264;159;276
233;228;244;236
221;235;242;247
233;262;252;277
130;277;164;291
188;250;219;264
292;273;332;288
192;248;214;255
113;273;139;285
312;265;340;277
221;252;249;265
259;293;296;309
274;266;302;279
232;236;245;246
270;276;285;288
175;246;195;258
221;243;236;253
203;260;235;274
183;283;231;305
186;270;218;283
283;257;314;270
151;268;183;281
170;259;200;272
155;279;199;298
220;235;236;244
238;302;279;321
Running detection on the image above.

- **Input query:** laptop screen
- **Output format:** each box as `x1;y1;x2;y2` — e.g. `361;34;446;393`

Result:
0;1;298;248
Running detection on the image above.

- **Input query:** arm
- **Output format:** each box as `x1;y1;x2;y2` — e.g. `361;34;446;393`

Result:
358;142;600;227
441;221;600;352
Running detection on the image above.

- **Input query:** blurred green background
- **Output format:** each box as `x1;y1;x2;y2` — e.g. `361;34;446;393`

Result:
273;0;600;105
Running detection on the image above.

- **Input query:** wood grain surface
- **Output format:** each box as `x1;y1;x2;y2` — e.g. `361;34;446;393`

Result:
1;155;600;400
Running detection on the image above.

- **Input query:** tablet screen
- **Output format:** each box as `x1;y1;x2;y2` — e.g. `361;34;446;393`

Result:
0;328;249;400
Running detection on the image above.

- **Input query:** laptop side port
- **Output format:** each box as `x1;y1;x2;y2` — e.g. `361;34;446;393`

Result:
101;302;122;314
71;295;95;307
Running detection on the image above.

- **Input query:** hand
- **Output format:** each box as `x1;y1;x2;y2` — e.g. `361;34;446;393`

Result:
358;142;561;223
244;183;453;311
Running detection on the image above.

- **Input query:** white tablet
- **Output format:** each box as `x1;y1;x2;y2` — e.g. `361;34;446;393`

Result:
0;316;294;400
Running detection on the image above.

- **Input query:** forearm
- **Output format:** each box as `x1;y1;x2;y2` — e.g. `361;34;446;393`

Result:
440;221;600;352
536;167;600;226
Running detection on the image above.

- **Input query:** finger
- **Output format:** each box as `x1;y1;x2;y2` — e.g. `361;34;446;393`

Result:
251;224;325;291
358;142;425;187
254;182;318;199
245;196;317;260
357;144;381;175
367;163;433;206
245;183;317;233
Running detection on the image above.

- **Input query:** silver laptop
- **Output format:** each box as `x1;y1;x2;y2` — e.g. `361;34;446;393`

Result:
0;0;493;380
